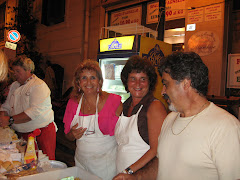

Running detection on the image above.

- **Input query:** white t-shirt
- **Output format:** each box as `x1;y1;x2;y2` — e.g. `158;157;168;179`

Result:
157;102;240;180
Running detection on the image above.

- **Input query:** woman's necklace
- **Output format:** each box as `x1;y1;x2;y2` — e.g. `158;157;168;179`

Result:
171;101;209;135
84;97;92;111
83;94;99;112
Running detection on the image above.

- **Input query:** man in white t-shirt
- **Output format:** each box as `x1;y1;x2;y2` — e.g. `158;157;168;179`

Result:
113;52;240;180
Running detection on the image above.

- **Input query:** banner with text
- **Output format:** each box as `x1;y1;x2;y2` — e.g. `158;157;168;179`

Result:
147;1;159;24
110;6;142;26
187;4;222;24
227;54;240;88
165;0;186;21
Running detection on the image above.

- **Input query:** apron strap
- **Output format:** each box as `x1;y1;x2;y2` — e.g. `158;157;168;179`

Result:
137;105;143;114
75;94;83;116
93;93;99;127
75;93;100;116
119;104;143;118
95;93;99;115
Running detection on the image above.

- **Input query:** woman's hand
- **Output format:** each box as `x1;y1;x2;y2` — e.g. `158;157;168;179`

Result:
70;123;87;140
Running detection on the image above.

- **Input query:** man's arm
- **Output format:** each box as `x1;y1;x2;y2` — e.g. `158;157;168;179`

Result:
113;157;159;180
0;112;31;127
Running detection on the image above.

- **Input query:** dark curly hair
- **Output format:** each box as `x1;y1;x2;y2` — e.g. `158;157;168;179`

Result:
158;51;209;96
121;55;157;93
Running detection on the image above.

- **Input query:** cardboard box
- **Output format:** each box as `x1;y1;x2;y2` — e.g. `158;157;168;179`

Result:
18;166;101;180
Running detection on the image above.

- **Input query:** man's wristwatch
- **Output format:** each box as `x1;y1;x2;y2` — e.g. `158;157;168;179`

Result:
9;116;14;125
125;167;134;174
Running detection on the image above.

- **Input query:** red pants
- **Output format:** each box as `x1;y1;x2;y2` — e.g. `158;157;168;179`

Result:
19;122;56;160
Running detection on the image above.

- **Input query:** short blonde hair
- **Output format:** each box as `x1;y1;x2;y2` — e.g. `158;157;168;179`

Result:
12;55;35;73
72;59;103;99
0;50;8;82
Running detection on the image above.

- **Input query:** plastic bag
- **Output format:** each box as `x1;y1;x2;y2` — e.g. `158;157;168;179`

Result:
0;128;12;144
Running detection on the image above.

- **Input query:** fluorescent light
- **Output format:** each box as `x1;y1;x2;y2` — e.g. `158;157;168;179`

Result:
172;34;185;37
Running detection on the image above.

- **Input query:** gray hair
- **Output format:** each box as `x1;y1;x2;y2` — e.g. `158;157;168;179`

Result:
12;55;35;73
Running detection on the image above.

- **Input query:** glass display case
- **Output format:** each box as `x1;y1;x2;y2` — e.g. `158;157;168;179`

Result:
99;57;130;102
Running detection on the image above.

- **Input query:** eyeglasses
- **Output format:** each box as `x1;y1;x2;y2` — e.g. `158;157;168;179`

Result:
83;115;95;136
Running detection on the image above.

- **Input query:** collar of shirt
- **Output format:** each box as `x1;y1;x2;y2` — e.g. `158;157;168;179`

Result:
123;92;154;116
24;74;35;85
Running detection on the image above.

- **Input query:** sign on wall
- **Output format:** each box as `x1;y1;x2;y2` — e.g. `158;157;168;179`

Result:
188;8;204;24
165;0;185;21
227;54;240;88
100;36;135;52
146;1;159;24
110;6;142;26
139;36;172;108
205;4;222;22
140;36;172;67
7;30;21;43
5;41;17;50
187;4;222;24
188;31;219;56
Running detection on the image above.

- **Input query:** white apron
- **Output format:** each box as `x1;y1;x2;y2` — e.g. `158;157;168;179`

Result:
115;105;150;173
70;94;117;180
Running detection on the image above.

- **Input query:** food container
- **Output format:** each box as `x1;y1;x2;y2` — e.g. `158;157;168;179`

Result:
37;160;68;172
49;160;67;169
17;166;101;180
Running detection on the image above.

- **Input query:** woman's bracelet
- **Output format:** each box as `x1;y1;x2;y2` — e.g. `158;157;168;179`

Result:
122;167;134;174
122;169;128;174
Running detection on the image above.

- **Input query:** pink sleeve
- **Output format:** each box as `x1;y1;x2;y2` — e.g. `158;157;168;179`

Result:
63;99;78;134
98;93;121;136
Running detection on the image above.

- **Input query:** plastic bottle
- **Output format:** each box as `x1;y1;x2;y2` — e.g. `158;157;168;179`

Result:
24;129;41;169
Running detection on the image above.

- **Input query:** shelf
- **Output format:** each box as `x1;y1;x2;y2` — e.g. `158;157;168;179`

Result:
103;89;127;93
101;23;157;39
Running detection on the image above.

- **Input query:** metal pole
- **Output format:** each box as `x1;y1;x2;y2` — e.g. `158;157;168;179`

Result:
158;0;165;41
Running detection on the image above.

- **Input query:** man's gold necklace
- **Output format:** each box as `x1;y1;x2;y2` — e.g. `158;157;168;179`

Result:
171;101;209;135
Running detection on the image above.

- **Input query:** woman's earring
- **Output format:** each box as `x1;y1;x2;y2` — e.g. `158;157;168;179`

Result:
78;87;81;92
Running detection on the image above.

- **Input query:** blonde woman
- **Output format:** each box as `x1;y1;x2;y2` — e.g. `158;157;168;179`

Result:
63;60;122;180
0;50;8;82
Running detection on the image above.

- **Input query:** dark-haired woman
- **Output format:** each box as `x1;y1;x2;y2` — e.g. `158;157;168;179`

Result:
114;55;167;178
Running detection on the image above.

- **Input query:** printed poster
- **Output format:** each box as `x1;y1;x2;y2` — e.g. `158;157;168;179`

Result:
188;31;219;56
139;36;172;108
104;64;115;80
110;6;142;26
188;8;204;24
147;1;159;24
205;4;222;22
227;54;240;88
165;0;186;21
